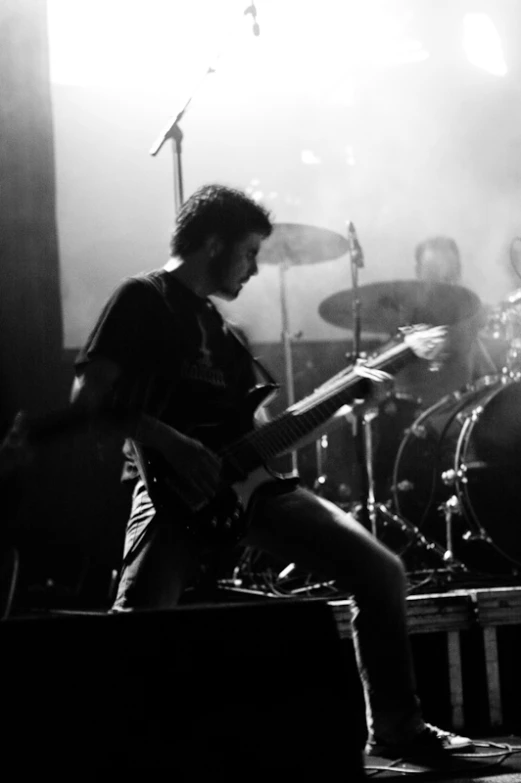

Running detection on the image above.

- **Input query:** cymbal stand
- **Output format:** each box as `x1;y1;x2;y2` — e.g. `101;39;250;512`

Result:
360;409;379;536
279;254;299;475
348;221;364;361
346;222;376;533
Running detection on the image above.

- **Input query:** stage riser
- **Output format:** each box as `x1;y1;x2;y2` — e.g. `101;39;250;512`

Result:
0;600;366;776
2;592;519;774
332;586;521;734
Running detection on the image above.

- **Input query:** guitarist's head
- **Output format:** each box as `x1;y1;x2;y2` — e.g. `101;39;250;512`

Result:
167;184;273;301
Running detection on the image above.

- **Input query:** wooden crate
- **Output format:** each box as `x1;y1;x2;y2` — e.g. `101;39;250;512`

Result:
329;586;521;730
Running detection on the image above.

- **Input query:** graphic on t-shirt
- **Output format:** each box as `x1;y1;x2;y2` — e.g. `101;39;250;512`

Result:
180;313;227;388
196;315;213;367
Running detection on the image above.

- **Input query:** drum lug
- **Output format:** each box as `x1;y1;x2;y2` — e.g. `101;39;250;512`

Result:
438;494;461;516
394;479;415;493
441;468;456;486
441;466;467;486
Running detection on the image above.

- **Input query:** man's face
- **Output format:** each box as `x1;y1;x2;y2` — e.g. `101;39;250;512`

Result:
416;248;461;285
212;231;265;300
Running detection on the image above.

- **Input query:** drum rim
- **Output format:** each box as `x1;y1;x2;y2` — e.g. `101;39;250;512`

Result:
392;373;521;572
454;377;521;569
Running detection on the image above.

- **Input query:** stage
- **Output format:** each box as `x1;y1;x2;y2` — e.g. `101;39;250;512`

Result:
1;582;521;777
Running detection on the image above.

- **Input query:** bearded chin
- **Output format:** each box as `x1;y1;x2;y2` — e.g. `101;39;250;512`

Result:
210;250;240;301
214;286;240;302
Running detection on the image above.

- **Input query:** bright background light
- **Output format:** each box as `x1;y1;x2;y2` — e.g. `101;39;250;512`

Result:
47;1;521;349
463;13;507;77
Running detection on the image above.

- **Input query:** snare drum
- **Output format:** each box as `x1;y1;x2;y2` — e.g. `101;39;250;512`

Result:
392;374;521;574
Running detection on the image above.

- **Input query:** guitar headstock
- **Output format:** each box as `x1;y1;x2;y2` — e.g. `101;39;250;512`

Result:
400;324;448;363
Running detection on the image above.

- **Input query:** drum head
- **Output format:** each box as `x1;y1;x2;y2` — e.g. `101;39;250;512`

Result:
392;377;521;575
459;379;521;571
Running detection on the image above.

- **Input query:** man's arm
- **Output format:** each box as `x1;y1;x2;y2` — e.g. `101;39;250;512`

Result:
70;358;222;498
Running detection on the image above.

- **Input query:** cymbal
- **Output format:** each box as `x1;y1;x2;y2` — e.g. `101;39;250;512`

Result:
258;223;349;265
319;280;482;333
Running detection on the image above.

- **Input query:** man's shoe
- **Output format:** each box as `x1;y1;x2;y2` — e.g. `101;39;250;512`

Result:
365;723;474;760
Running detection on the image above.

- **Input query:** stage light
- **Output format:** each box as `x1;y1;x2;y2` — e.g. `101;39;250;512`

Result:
301;150;321;166
463;13;507;77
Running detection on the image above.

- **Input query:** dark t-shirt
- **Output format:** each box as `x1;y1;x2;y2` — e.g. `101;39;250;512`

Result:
76;271;258;463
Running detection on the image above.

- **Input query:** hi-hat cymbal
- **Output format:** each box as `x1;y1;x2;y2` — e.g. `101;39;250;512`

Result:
258;223;349;265
319;280;482;333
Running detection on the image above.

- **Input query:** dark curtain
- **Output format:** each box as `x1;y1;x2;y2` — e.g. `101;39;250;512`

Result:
0;1;127;608
0;0;63;430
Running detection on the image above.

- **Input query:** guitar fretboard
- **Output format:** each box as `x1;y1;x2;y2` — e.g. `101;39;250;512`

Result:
219;340;413;475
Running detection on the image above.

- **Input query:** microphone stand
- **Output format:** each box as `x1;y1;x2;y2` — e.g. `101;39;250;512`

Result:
149;4;259;212
149;65;217;212
346;223;376;535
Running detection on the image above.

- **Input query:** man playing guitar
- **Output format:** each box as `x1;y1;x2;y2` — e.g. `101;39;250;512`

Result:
71;184;472;761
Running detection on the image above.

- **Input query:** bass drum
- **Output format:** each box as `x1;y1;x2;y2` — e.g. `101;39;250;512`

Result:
392;375;521;575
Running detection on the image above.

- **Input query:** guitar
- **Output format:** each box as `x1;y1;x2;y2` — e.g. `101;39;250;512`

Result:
140;324;447;548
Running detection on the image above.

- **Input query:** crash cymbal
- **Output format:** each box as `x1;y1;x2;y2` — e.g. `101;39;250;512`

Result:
258;223;349;265
319;280;482;333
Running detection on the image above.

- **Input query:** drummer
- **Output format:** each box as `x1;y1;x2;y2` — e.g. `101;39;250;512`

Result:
414;235;461;286
394;236;489;406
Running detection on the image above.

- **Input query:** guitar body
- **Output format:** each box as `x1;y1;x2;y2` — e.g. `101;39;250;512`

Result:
141;383;292;548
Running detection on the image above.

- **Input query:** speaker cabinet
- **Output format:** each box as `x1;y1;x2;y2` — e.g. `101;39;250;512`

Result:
1;599;366;777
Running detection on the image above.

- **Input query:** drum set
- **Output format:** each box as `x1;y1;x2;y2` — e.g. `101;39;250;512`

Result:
231;223;521;596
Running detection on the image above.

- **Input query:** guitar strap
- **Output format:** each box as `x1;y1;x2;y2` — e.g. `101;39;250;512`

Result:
221;317;279;389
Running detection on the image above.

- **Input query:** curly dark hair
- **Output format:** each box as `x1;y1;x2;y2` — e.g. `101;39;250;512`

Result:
170;184;273;257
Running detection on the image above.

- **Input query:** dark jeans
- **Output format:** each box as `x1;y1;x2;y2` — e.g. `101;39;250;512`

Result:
113;479;424;744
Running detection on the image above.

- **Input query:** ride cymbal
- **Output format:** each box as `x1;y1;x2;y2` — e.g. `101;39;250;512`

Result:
258;223;350;265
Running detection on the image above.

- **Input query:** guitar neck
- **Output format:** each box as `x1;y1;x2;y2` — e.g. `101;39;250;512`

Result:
221;340;414;475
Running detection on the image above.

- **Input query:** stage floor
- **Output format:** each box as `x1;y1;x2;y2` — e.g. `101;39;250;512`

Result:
364;735;521;781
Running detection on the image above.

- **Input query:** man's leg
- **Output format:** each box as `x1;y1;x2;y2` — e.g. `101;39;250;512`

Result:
112;480;198;611
243;484;424;746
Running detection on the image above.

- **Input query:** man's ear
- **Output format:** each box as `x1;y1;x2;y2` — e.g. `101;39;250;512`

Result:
204;234;224;259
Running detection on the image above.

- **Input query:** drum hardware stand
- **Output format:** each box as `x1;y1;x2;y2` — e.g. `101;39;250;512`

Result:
278;254;300;476
358;400;380;537
438;495;468;570
340;402;379;534
351;363;396;536
376;501;467;571
345;221;377;532
314;433;329;495
439;469;476;571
